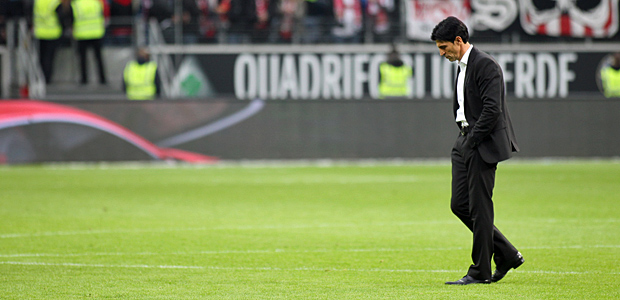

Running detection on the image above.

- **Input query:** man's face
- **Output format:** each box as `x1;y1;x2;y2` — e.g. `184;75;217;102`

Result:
435;40;460;62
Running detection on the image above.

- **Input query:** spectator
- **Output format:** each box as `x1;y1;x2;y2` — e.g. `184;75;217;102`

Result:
269;0;297;43
601;52;620;98
331;0;362;43
143;0;173;24
69;0;107;84
366;0;395;43
142;0;173;43
214;0;232;40
300;0;332;44
176;0;201;44
196;0;220;43
108;0;134;45
142;0;201;44
225;0;275;43
123;47;160;100
32;0;70;83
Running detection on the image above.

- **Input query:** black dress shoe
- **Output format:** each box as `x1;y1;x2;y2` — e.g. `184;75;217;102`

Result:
445;275;491;285
492;252;524;282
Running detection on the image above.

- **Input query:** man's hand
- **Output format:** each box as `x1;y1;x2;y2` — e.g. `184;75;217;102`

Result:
464;136;478;149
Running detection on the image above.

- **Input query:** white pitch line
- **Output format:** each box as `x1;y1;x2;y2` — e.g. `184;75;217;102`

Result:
2;219;618;239
0;221;457;239
0;247;468;258
1;261;618;275
0;261;203;269
522;245;620;249
191;175;422;185
2;245;618;259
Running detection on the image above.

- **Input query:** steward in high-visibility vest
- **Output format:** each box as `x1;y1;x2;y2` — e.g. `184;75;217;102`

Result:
601;53;620;98
68;0;107;84
71;0;105;40
33;0;63;40
33;0;70;83
379;47;412;98
123;48;160;100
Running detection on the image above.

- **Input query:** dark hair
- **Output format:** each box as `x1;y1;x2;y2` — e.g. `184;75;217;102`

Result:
430;16;469;43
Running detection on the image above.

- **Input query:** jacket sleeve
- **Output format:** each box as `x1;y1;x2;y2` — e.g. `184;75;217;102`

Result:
469;57;503;147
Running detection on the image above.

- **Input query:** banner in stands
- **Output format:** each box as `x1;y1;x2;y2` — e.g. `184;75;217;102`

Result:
404;0;620;39
195;51;607;100
519;0;619;37
404;0;473;41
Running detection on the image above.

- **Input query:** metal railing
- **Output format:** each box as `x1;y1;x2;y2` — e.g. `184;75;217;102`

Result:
0;44;9;99
15;19;46;99
147;18;177;98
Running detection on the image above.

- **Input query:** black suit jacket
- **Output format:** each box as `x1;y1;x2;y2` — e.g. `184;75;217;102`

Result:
455;46;519;163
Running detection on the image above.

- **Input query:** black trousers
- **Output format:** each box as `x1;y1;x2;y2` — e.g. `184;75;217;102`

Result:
77;39;106;84
451;133;519;280
38;39;59;84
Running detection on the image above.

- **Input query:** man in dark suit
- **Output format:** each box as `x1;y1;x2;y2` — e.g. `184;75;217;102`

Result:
431;16;524;285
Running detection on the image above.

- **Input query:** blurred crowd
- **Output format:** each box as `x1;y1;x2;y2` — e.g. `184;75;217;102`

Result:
0;0;402;45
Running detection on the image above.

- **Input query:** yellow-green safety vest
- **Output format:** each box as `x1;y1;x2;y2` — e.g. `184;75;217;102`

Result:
379;63;412;98
601;67;620;98
124;61;158;100
33;0;62;40
71;0;105;40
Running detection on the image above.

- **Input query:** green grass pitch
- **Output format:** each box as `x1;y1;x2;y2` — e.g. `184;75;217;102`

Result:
1;161;619;299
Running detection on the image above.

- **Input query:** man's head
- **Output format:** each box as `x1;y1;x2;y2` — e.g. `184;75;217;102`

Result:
137;47;150;64
612;52;620;68
431;16;470;62
387;43;401;63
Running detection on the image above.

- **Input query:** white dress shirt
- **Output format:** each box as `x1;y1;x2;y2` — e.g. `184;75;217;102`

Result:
456;45;473;127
